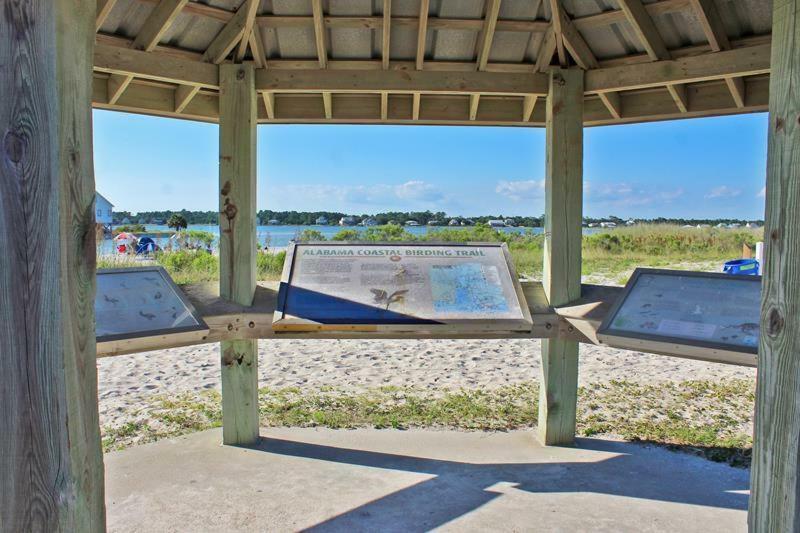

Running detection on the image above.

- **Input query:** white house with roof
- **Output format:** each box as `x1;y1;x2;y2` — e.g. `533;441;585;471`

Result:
95;192;114;226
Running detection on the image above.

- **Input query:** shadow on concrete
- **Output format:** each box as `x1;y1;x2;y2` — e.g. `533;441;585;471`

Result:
250;435;748;532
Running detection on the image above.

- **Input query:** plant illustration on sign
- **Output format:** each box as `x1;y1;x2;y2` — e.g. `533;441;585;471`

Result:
370;288;408;310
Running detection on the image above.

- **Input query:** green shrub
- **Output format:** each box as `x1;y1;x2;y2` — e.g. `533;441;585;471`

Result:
332;229;361;241
296;229;326;242
114;224;146;233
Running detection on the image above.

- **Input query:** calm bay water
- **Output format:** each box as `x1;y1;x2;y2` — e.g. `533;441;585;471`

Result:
101;224;602;254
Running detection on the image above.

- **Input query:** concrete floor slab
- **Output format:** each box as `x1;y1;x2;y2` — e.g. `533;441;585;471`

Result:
105;428;749;532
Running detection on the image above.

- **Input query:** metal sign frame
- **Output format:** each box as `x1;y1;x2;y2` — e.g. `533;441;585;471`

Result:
597;268;760;366
273;241;533;334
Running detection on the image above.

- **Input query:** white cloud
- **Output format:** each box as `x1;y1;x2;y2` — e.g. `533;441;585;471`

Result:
495;180;545;201
394;180;443;202
585;182;684;208
276;180;444;207
705;185;742;199
757;186;766;198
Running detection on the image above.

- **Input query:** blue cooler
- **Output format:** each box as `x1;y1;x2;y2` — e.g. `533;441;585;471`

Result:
723;258;760;275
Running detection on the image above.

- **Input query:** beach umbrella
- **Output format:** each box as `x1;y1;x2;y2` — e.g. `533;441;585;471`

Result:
114;232;137;241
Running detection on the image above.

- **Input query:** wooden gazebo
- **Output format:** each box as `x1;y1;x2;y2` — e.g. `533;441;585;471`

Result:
1;0;796;530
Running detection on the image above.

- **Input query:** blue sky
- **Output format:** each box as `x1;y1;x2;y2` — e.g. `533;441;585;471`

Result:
93;110;767;219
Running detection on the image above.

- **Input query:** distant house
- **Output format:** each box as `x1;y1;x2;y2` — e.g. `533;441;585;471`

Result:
626;219;636;226
268;219;280;225
315;216;328;225
340;216;359;226
427;220;441;226
448;219;459;226
746;222;760;228
95;193;113;225
504;219;516;227
405;220;420;226
599;222;617;228
362;217;378;226
120;217;131;225
488;220;505;228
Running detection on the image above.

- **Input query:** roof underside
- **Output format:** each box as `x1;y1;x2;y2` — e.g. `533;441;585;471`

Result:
93;0;773;126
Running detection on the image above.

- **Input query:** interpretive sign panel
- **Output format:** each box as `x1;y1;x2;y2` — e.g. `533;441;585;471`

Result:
274;242;532;333
96;266;208;344
597;268;760;366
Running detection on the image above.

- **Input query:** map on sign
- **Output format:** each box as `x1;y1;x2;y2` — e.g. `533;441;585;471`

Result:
96;267;208;342
274;243;532;332
598;268;761;354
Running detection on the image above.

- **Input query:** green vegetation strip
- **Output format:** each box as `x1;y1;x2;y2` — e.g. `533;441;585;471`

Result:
102;379;754;467
99;224;762;285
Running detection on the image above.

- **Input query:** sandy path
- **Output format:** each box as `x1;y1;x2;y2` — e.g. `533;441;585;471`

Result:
97;339;755;428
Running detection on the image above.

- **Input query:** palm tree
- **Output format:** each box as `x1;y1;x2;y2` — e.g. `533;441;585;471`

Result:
167;213;188;232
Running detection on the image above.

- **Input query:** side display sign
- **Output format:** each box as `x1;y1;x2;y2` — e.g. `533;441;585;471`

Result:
273;242;532;333
597;268;760;366
96;266;209;348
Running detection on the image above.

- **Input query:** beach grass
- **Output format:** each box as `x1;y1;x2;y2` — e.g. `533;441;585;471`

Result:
101;379;754;467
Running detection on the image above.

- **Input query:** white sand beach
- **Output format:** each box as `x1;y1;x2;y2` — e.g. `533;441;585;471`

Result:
97;339;755;429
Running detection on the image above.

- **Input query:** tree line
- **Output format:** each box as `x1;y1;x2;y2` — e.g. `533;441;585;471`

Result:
113;209;763;227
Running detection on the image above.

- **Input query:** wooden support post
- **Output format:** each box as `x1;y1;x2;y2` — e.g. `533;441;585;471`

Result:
539;68;583;446
219;63;259;446
1;0;106;530
749;0;800;529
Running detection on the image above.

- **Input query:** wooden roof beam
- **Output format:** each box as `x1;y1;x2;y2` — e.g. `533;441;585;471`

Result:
598;91;622;119
262;91;275;119
535;27;556;71
203;0;258;64
585;42;769;93
96;0;120;31
133;0;189;52
689;0;729;52
174;84;200;113
416;0;430;70
412;92;421;119
550;1;598;69
617;0;670;61
93;40;768;98
248;27;267;68
548;0;567;66
382;0;391;69
523;94;537;121
312;0;328;68
476;0;502;71
107;73;133;104
666;83;688;112
235;0;260;61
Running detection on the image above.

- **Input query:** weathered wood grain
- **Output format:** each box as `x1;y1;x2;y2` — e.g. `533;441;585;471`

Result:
218;63;259;446
749;0;800;529
1;0;105;529
539;68;583;446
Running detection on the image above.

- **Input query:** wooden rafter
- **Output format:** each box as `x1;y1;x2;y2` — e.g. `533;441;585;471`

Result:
380;91;388;120
382;0;391;69
248;27;267;68
535;28;556;72
203;0;258;64
133;0;189;51
548;0;567;66
476;0;502;71
598;91;621;119
322;91;333;118
412;92;421;119
617;0;670;61
262;91;275;119
107;73;133;104
416;0;430;70
130;0;690;36
549;1;598;69
311;0;328;69
235;0;259;61
471;0;502;121
523;94;537;122
666;84;688;112
96;0;119;31
174;84;200;112
689;0;744;106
